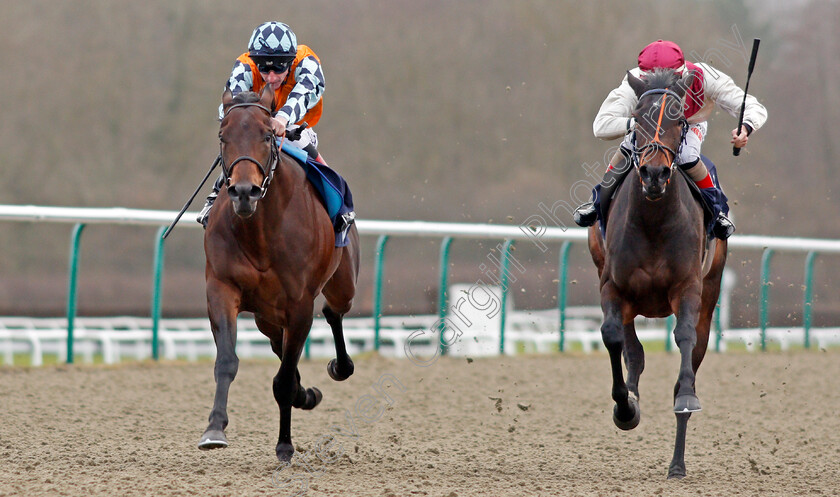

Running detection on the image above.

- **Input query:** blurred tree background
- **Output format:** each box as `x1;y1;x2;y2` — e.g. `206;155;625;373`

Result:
1;0;838;328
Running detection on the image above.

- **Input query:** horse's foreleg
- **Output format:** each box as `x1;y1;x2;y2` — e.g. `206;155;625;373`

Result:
199;281;241;451
667;292;702;479
272;310;321;462
600;284;639;430
672;293;702;412
668;412;692;479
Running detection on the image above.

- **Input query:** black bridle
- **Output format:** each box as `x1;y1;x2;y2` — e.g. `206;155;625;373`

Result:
219;102;280;199
632;88;688;173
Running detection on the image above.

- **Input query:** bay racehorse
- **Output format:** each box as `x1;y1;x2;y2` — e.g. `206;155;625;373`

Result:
198;86;360;462
587;68;728;479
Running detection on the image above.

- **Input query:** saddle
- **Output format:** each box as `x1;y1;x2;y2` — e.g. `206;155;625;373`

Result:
280;142;356;247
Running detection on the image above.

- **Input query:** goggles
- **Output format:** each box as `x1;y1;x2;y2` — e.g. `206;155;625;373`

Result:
256;58;292;74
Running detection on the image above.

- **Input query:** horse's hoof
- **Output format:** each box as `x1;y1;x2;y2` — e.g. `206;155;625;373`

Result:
613;396;641;431
674;394;702;413
198;430;228;450
276;442;294;462
667;466;687;479
327;358;354;381
301;387;323;410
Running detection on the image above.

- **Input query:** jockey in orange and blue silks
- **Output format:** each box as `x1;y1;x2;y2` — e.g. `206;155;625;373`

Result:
199;21;342;228
574;40;768;240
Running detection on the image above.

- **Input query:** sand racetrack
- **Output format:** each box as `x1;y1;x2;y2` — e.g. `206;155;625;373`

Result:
1;351;839;497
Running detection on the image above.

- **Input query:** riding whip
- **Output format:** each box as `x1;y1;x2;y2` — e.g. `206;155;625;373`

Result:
733;38;760;156
161;154;221;239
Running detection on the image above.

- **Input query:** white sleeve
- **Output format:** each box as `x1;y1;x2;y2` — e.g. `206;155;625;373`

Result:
593;72;639;140
218;60;254;119
697;62;767;132
275;55;325;125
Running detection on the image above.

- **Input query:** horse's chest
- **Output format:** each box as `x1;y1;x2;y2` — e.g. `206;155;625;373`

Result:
618;265;668;292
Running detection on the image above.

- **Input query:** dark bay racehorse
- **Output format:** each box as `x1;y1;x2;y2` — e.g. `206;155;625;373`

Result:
587;69;728;479
198;86;360;462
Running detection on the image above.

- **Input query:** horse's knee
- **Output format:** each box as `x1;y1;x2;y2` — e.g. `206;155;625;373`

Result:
601;320;624;351
322;304;343;325
272;375;294;406
673;324;697;349
214;356;239;380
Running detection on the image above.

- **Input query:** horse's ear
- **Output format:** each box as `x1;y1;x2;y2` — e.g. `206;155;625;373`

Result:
221;89;234;112
627;70;647;98
259;84;275;110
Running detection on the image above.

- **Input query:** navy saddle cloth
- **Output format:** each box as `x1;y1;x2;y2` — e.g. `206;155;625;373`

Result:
280;142;355;247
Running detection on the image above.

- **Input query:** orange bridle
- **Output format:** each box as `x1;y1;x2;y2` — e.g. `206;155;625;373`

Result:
633;89;687;176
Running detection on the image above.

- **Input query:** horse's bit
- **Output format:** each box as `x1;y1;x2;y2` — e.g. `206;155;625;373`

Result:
632;89;689;175
219;102;281;199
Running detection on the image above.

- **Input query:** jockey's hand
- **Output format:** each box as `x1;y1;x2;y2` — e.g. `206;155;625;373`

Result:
271;116;288;137
731;126;749;148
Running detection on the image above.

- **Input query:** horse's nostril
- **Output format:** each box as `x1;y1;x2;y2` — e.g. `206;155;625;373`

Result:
639;165;649;179
250;185;263;198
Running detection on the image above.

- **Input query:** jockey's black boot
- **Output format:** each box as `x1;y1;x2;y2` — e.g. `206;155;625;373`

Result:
713;212;735;240
197;174;225;228
573;201;597;227
573;155;630;228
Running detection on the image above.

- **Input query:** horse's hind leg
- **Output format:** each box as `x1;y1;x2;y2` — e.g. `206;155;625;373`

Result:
600;284;640;430
623;320;645;402
198;281;241;450
322;230;359;381
323;305;354;381
588;225;606;278
694;239;728;374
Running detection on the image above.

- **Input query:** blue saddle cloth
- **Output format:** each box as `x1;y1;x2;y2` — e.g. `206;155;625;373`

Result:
280;142;355;247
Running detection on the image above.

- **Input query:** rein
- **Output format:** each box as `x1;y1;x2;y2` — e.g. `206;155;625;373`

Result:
220;102;283;199
632;89;688;178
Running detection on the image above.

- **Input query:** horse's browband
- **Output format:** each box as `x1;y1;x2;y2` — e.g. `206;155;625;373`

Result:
639;88;682;102
223;102;273;117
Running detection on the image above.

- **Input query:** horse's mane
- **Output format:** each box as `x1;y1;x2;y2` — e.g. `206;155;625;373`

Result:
641;68;681;91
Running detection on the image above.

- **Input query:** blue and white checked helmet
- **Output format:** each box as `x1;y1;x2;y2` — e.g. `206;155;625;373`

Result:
248;22;297;59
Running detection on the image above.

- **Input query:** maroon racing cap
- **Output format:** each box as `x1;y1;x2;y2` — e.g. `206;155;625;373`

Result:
638;40;684;71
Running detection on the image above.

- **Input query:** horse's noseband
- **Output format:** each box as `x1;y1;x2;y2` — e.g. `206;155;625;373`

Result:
219;102;280;199
632;89;688;177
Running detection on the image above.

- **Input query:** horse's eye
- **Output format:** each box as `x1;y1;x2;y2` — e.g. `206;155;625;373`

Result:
265;133;273;143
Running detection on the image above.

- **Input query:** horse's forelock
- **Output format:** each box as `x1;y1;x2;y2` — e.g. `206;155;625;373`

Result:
231;92;262;105
641;68;680;92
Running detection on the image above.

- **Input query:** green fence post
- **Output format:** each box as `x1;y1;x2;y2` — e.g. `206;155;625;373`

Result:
665;314;675;352
372;235;390;351
150;226;167;361
437;237;454;355
803;251;817;349
558;241;572;352
498;240;515;355
759;248;775;351
66;223;86;365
